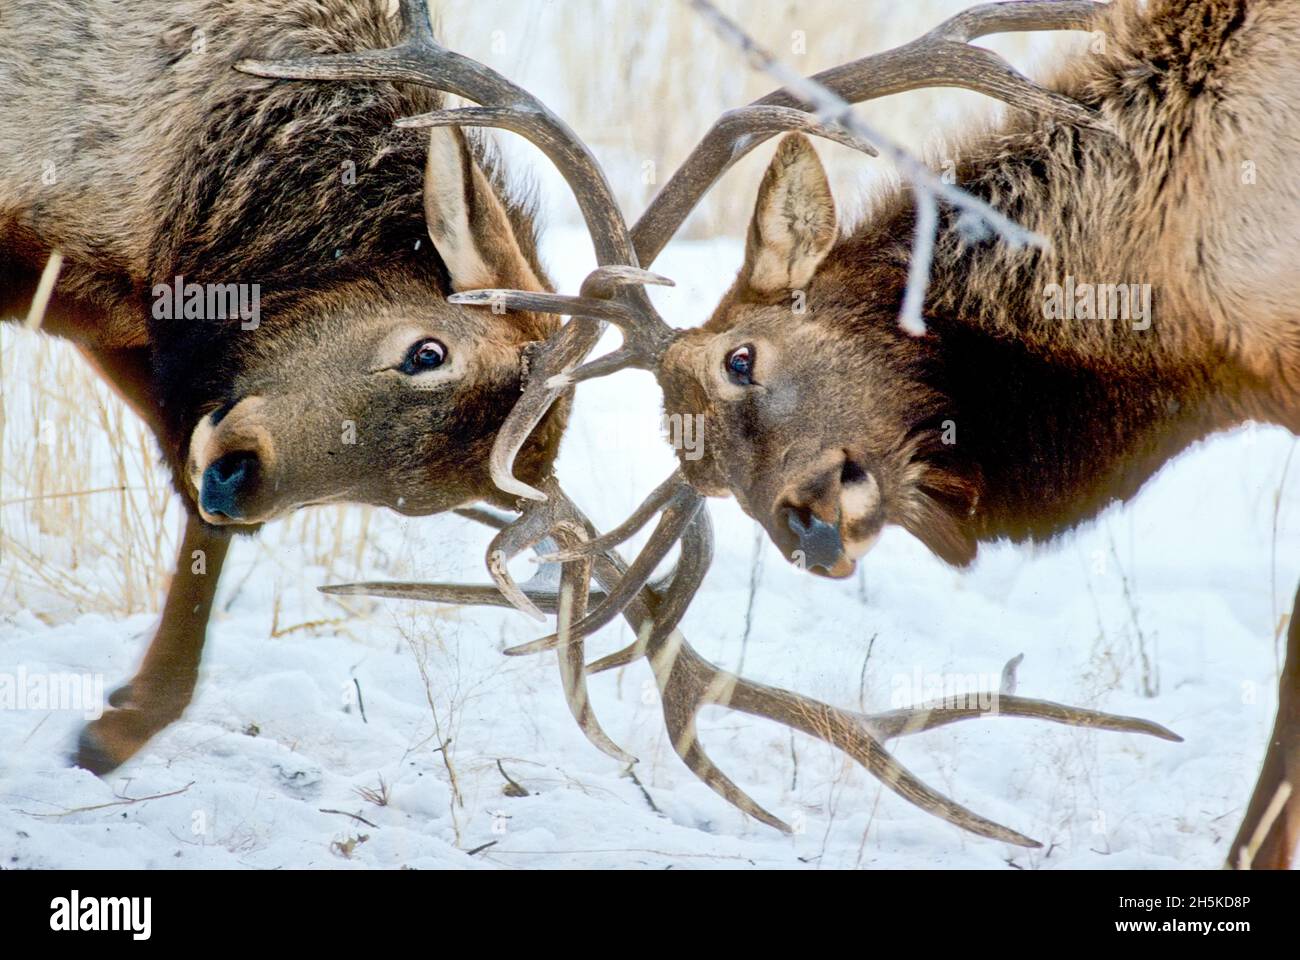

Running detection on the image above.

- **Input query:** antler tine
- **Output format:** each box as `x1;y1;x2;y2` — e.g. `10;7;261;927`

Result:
713;104;881;158
484;498;566;622
545;348;638;390
447;289;643;327
864;651;1182;741
320;579;606;612
538;471;691;563
865;693;1184;743
452;504;514;531
519;487;705;655
552;530;638;764
579;265;676;297
633;0;1108;266
585;503;713;675
236;0;656;503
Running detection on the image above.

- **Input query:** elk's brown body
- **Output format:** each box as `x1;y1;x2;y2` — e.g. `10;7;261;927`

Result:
0;0;565;770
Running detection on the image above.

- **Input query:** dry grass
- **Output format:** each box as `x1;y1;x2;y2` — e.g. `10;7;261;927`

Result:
1;328;175;616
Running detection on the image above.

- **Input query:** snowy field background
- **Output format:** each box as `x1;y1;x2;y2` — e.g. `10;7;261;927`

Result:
3;0;1298;869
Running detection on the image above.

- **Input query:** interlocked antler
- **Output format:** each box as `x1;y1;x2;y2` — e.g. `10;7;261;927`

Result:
448;1;1111;622
278;0;1173;844
325;481;1179;844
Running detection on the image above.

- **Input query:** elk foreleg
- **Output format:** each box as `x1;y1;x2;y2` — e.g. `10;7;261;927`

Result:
1228;581;1300;869
75;511;231;774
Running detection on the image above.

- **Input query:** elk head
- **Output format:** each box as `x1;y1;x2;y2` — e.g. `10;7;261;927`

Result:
657;133;979;575
210;0;664;533
180;127;558;527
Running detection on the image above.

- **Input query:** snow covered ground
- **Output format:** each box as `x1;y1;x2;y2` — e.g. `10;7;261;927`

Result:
2;225;1298;870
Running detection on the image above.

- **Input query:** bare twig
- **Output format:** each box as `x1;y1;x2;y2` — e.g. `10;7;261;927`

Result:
352;677;368;724
622;765;665;817
24;250;63;331
319;808;380;829
496;759;529;798
19;781;195;818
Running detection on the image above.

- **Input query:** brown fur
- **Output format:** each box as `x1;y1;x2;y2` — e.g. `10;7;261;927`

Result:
1;0;568;769
657;0;1300;864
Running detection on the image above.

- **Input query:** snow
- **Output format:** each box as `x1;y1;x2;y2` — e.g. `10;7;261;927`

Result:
2;226;1297;870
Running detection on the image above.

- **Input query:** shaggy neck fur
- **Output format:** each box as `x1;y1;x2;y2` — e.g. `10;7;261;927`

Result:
813;0;1283;553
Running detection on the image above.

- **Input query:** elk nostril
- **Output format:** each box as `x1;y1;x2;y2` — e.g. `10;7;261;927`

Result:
209;399;239;427
841;458;868;486
200;451;259;519
783;504;814;535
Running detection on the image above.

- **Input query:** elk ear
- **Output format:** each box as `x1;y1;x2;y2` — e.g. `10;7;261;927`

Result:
423;128;543;293
741;133;837;296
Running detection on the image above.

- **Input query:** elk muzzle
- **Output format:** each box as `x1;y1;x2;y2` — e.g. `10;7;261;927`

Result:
770;450;884;578
189;398;277;525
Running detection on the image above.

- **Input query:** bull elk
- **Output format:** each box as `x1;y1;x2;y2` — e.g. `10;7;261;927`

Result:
461;0;1293;866
324;1;1188;853
0;0;604;771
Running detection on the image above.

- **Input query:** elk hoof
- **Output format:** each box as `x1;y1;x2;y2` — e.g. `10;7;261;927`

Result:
71;700;181;776
72;724;126;776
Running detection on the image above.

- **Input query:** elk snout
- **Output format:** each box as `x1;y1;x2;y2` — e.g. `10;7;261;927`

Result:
773;452;883;578
189;398;275;525
781;504;847;575
200;451;260;521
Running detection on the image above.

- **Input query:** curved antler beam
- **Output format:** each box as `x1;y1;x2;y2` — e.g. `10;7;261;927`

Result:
632;0;1108;266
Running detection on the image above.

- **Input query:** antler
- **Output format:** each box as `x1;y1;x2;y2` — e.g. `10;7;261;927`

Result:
325;480;1180;845
634;0;1108;266
456;0;1109;380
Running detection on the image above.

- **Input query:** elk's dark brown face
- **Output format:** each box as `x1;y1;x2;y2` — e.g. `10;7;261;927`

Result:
183;129;561;526
185;291;554;525
657;134;979;575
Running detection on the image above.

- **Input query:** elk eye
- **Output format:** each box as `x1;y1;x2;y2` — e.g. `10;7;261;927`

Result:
725;344;756;385
401;338;447;374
